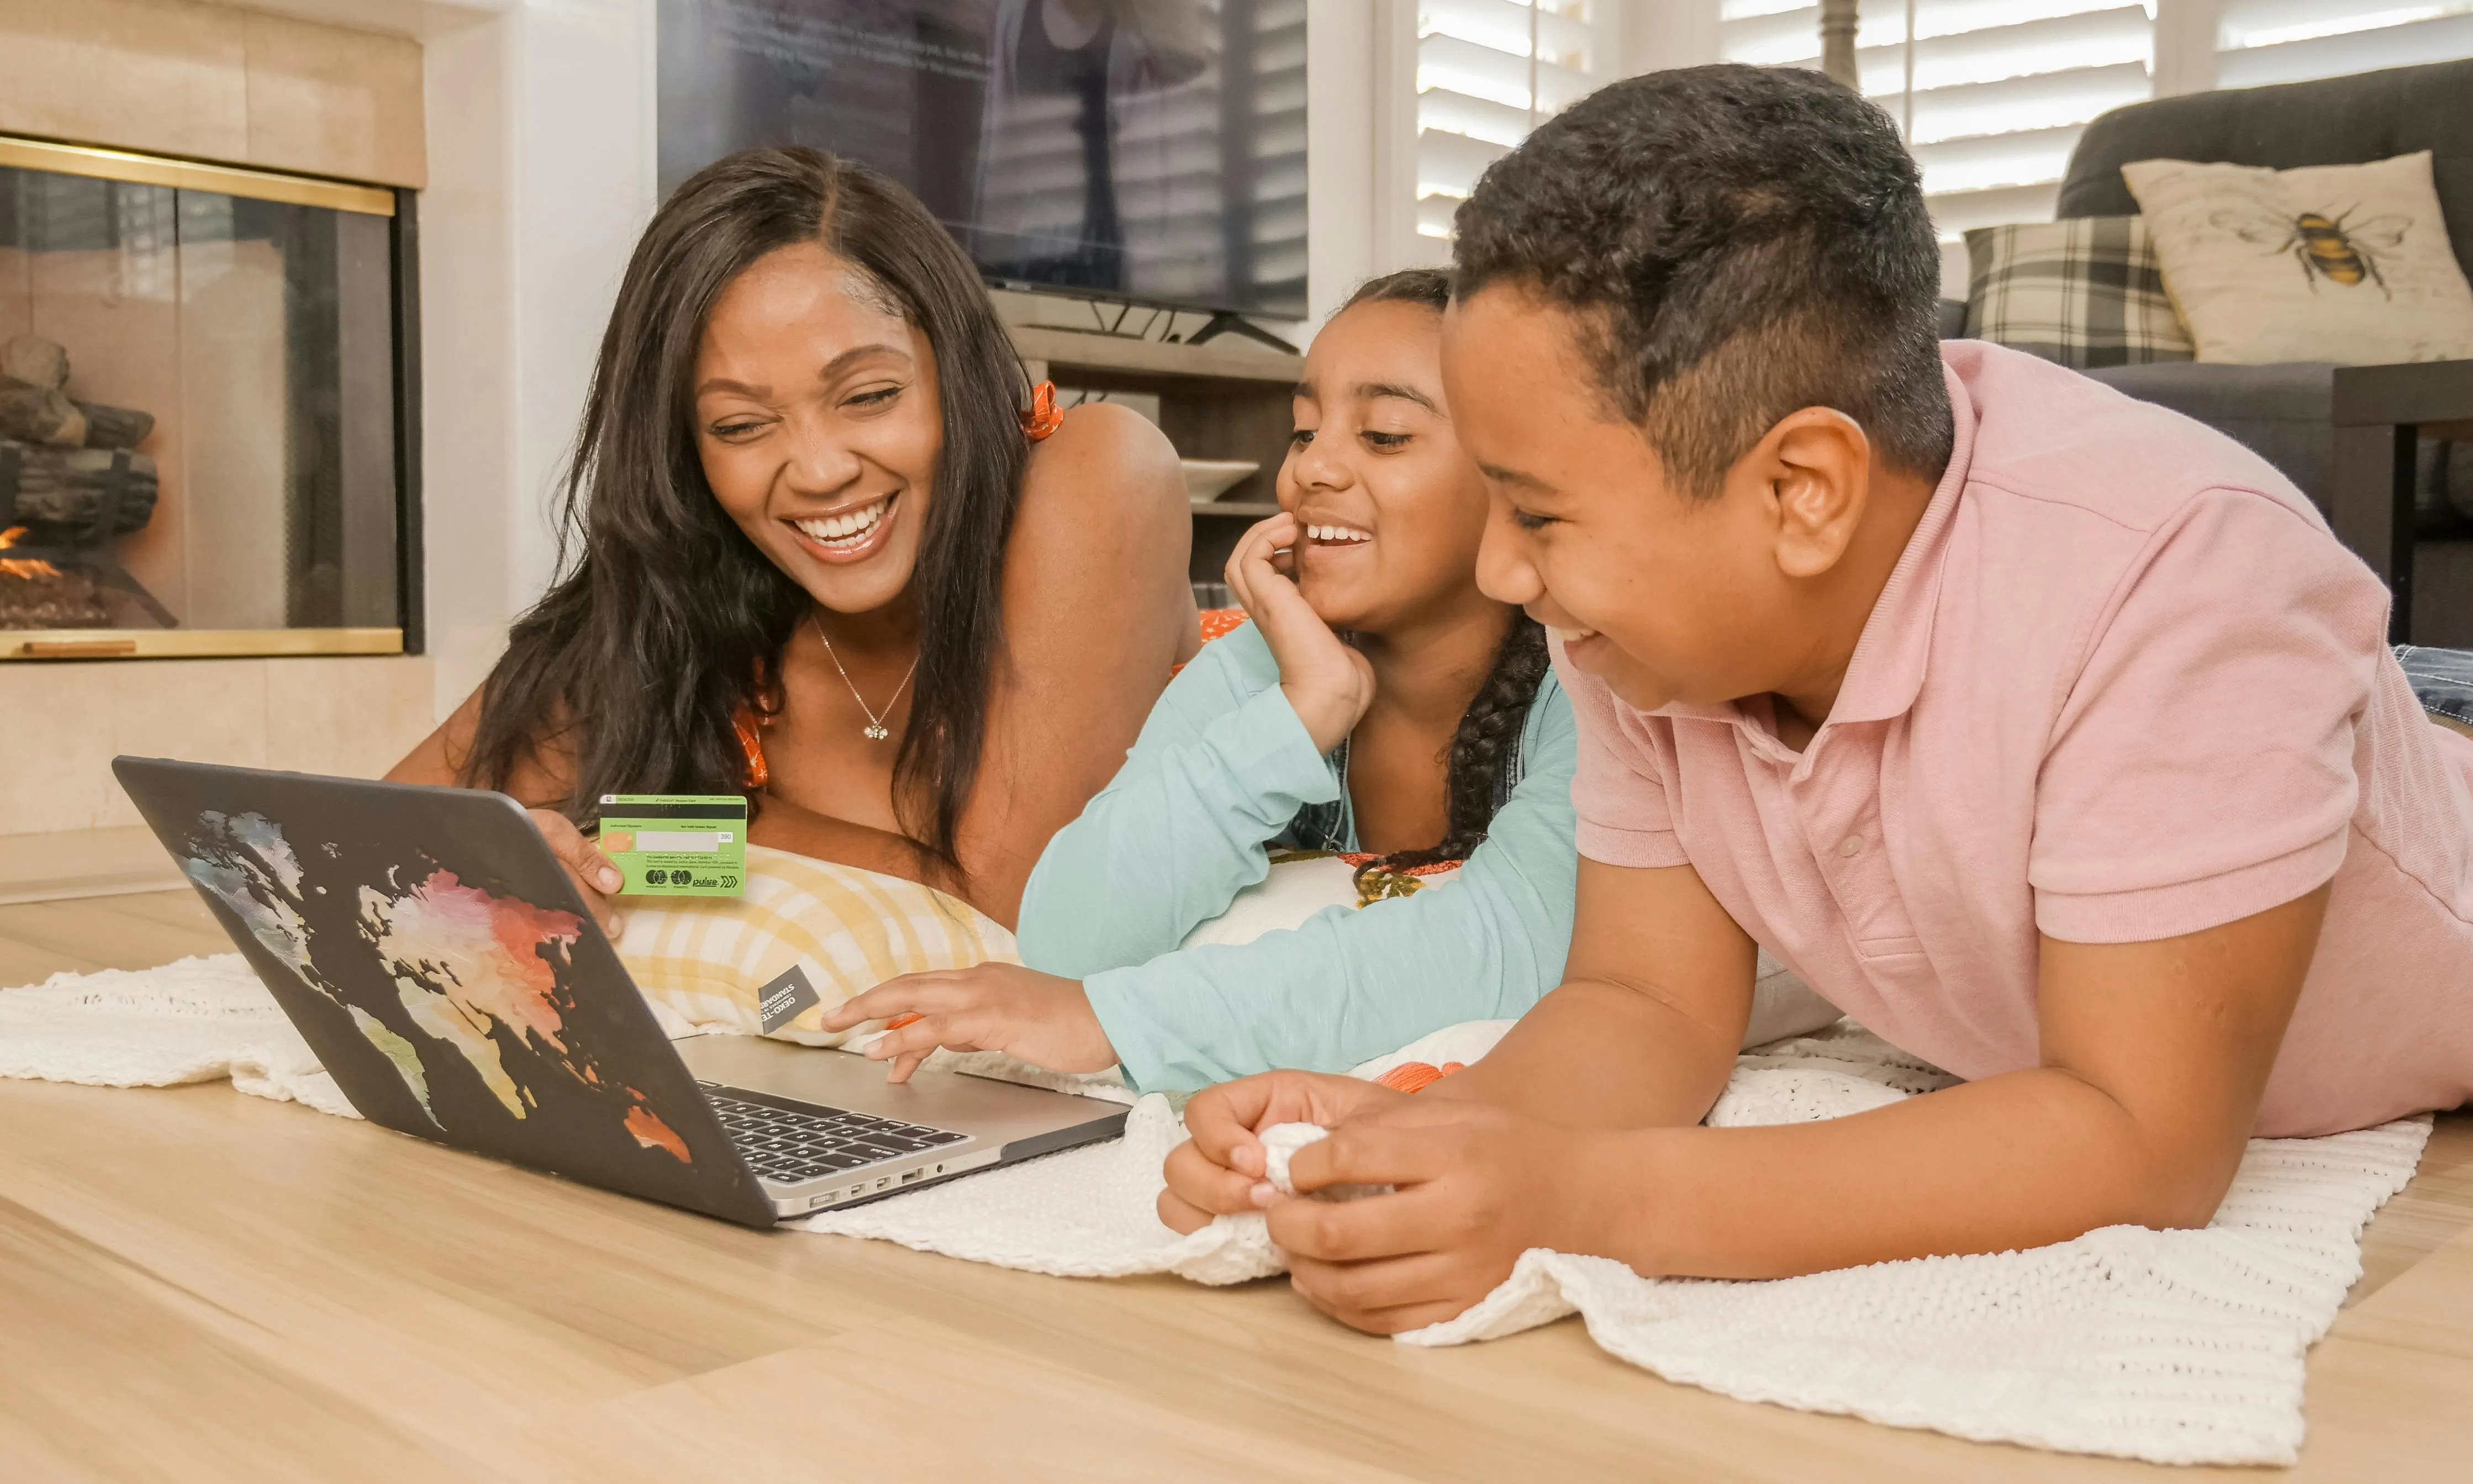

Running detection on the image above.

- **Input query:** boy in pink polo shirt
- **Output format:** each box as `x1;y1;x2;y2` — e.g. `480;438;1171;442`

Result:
1158;64;2473;1334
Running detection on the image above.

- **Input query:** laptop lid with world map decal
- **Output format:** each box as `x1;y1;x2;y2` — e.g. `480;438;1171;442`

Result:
114;756;777;1228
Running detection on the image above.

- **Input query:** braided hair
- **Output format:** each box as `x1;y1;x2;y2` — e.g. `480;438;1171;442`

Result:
1352;617;1549;890
1332;270;1553;890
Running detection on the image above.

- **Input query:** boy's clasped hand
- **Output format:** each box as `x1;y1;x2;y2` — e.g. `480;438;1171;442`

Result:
1161;1072;1599;1334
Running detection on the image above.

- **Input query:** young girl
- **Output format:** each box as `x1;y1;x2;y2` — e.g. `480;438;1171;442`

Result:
822;271;1584;1089
388;147;1194;930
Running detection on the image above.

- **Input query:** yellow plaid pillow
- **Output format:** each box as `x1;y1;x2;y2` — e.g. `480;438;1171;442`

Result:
614;846;1016;1043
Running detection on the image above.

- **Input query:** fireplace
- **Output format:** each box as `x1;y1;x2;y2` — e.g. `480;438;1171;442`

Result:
0;136;416;659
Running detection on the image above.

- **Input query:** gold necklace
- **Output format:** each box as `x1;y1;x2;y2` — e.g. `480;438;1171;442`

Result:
813;613;918;741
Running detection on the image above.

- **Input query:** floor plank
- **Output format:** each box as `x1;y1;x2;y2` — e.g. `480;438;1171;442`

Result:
0;889;227;984
93;888;224;931
0;826;184;907
0;1185;465;1482
2354;1110;2473;1305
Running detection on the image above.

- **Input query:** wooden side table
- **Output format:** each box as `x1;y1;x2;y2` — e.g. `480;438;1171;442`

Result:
2329;360;2473;643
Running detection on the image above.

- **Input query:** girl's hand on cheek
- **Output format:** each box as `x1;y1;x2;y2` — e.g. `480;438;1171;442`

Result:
1224;512;1374;753
1269;1100;1620;1335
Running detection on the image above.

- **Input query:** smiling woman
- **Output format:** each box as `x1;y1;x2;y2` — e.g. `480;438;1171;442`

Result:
387;147;1195;928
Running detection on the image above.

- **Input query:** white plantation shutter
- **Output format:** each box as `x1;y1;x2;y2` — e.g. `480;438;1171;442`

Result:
2217;1;2473;88
1719;0;2155;244
1415;0;1622;239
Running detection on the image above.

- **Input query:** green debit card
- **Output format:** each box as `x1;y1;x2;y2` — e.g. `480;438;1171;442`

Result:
594;794;747;897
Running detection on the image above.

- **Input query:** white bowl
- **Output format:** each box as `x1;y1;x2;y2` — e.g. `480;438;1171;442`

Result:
1181;458;1261;503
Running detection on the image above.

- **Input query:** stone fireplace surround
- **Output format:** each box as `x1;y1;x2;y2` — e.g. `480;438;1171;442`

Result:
0;0;433;836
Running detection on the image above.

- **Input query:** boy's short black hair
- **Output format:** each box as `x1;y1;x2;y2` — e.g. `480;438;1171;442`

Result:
1453;64;1953;496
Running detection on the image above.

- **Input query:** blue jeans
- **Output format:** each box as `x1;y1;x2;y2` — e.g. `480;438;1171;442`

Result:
2395;645;2473;726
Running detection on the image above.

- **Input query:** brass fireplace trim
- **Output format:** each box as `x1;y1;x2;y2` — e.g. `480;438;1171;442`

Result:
1;629;404;661
0;135;395;217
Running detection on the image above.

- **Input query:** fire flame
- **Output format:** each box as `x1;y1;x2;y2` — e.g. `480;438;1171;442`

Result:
0;526;64;581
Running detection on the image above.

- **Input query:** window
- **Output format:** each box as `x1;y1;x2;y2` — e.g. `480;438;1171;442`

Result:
1715;0;2473;260
2217;1;2473;87
1719;0;2156;245
1414;1;1622;239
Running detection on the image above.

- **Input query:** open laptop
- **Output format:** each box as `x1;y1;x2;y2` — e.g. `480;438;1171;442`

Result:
114;757;1128;1229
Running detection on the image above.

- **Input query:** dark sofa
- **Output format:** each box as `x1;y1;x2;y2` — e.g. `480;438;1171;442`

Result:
1960;60;2473;639
2060;60;2473;517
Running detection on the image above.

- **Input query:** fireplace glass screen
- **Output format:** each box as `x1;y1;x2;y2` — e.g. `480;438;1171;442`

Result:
0;142;405;654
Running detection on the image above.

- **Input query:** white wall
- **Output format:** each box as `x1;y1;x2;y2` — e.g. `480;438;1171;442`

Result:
1304;0;1376;326
413;1;521;722
239;0;660;720
2154;0;2224;97
1620;0;1721;75
420;0;658;717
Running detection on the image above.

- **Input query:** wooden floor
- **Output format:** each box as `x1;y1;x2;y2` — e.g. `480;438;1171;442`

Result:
0;825;183;909
3;889;2471;1482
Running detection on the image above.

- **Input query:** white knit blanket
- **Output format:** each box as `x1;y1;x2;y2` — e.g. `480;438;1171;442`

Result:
0;955;2430;1467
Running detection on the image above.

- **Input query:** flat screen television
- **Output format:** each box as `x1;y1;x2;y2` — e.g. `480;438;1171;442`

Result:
657;0;1309;323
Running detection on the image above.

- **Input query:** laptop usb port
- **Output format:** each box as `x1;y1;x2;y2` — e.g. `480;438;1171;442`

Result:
900;1169;924;1183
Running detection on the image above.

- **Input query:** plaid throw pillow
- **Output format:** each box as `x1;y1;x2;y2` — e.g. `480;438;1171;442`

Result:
1963;217;2193;369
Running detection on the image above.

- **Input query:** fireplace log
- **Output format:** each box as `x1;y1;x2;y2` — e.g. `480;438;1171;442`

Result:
0;386;87;448
1;338;155;450
0;567;114;630
1;443;159;534
0;335;68;393
73;401;154;451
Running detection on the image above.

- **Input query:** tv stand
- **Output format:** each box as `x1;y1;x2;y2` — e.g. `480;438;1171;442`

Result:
1005;322;1303;596
1182;311;1299;356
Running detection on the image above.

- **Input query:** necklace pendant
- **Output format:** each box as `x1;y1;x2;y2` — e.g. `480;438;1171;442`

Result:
812;614;917;749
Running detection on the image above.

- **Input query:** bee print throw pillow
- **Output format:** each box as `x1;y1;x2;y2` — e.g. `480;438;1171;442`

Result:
2122;150;2473;366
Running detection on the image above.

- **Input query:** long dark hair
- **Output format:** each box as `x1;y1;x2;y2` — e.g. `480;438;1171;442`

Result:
1337;270;1552;884
459;147;1031;870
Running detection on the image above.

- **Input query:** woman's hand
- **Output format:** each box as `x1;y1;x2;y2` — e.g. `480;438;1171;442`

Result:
1225;511;1374;753
1161;1069;1609;1335
530;807;624;934
820;963;1119;1083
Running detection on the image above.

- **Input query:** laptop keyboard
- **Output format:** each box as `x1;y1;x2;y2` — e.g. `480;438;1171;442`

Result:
699;1085;969;1185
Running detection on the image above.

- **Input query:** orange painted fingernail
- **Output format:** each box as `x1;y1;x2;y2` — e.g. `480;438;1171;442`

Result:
885;1013;924;1029
1377;1061;1444;1094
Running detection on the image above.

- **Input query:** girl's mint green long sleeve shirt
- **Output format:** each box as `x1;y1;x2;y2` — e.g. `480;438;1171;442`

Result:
1015;621;1578;1092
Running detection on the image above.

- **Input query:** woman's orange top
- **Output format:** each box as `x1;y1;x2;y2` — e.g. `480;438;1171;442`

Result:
732;382;1068;790
1019;379;1064;441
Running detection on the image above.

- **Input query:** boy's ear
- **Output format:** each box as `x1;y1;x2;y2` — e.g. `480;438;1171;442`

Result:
1750;408;1871;580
